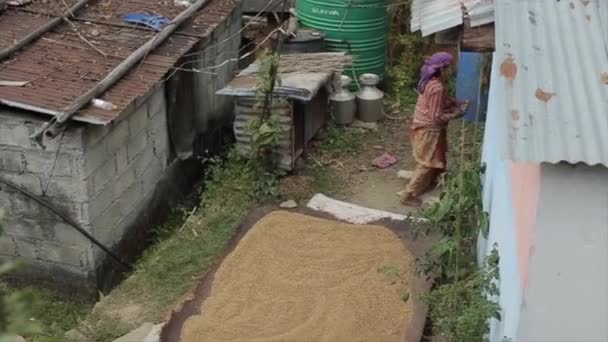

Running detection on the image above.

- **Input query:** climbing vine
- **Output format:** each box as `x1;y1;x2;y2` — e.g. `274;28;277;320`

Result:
246;51;288;170
417;122;501;342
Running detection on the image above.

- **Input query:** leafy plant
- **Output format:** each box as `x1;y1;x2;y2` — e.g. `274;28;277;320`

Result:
386;0;432;107
318;126;364;155
419;163;488;282
0;210;43;341
423;246;501;342
246;52;286;168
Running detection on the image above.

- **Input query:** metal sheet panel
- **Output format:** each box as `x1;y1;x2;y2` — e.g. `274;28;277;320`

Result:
411;0;494;35
464;0;494;27
218;52;351;101
495;0;608;166
233;97;294;170
420;0;463;37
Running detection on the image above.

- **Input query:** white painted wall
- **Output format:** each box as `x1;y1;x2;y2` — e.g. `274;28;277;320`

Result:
518;163;608;342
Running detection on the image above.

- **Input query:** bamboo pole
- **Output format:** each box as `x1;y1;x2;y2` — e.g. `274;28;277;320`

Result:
31;0;212;144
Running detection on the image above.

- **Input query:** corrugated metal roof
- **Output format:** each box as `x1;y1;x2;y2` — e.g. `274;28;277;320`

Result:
495;0;608;166
410;0;494;36
464;0;494;27
218;53;351;101
0;0;239;125
413;0;463;37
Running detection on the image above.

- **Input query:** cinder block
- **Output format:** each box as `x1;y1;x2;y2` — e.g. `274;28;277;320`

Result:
0;148;25;173
37;240;87;268
148;86;167;119
9;188;41;218
46;201;87;227
0;121;34;147
88;183;114;221
90;157;116;196
141;158;164;195
0;173;43;196
120;181;145;215
106;120;130;154
43;177;88;203
34;124;85;153
115;145;129;175
0;236;16;257
15;238;39;259
129;103;149;136
84;124;111;148
113;167;136;200
133;143;156;178
127;130;148;162
84;138;110;177
91;203;121;246
0;189;12;210
24;151;74;177
2;217;51;240
53;222;89;245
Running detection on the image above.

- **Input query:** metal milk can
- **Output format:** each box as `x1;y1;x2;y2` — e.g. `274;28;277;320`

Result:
329;75;356;125
356;73;384;122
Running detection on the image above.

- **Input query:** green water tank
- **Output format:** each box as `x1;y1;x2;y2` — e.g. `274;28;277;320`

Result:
296;0;389;86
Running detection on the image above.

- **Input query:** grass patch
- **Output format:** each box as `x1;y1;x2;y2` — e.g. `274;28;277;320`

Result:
0;285;89;342
308;163;339;197
86;151;278;341
318;126;364;155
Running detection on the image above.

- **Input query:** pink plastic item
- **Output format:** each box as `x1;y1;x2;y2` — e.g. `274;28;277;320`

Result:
372;153;398;169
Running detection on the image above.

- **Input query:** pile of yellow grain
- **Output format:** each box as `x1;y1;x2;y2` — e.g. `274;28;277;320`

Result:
181;211;415;342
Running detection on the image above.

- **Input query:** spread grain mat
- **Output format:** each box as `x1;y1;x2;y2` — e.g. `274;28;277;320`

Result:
181;211;416;342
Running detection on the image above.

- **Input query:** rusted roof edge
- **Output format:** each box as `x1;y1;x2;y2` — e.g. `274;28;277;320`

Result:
0;99;107;125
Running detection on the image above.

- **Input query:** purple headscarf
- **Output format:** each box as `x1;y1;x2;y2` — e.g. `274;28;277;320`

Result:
418;52;454;93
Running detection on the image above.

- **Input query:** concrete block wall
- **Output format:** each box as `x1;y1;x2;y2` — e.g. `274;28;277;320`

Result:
0;4;242;295
0;86;170;294
193;5;242;133
0;109;93;286
83;86;169;265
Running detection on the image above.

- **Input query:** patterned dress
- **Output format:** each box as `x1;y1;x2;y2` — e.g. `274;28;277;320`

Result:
405;78;460;197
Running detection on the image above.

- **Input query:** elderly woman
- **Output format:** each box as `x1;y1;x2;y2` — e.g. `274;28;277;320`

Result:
401;52;468;206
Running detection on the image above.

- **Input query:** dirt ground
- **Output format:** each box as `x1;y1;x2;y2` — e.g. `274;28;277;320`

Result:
279;114;440;214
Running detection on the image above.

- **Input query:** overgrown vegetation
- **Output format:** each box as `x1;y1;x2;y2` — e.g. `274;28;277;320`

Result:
423;247;500;342
416;122;499;342
84;49;286;342
0;212;43;341
318;126;364;155
0;286;88;342
84;151;279;341
387;0;433;107
247;52;286;168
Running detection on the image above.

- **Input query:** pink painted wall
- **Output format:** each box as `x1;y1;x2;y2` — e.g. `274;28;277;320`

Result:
509;162;541;290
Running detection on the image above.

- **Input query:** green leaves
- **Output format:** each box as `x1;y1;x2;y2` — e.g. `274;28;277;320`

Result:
422;245;501;342
416;152;499;341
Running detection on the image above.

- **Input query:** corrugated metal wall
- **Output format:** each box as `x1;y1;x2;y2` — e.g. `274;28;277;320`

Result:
479;54;522;342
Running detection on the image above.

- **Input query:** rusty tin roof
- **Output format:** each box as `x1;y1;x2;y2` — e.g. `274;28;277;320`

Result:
495;0;608;166
0;0;239;125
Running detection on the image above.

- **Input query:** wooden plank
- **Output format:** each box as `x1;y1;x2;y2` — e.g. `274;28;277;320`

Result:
461;22;495;52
